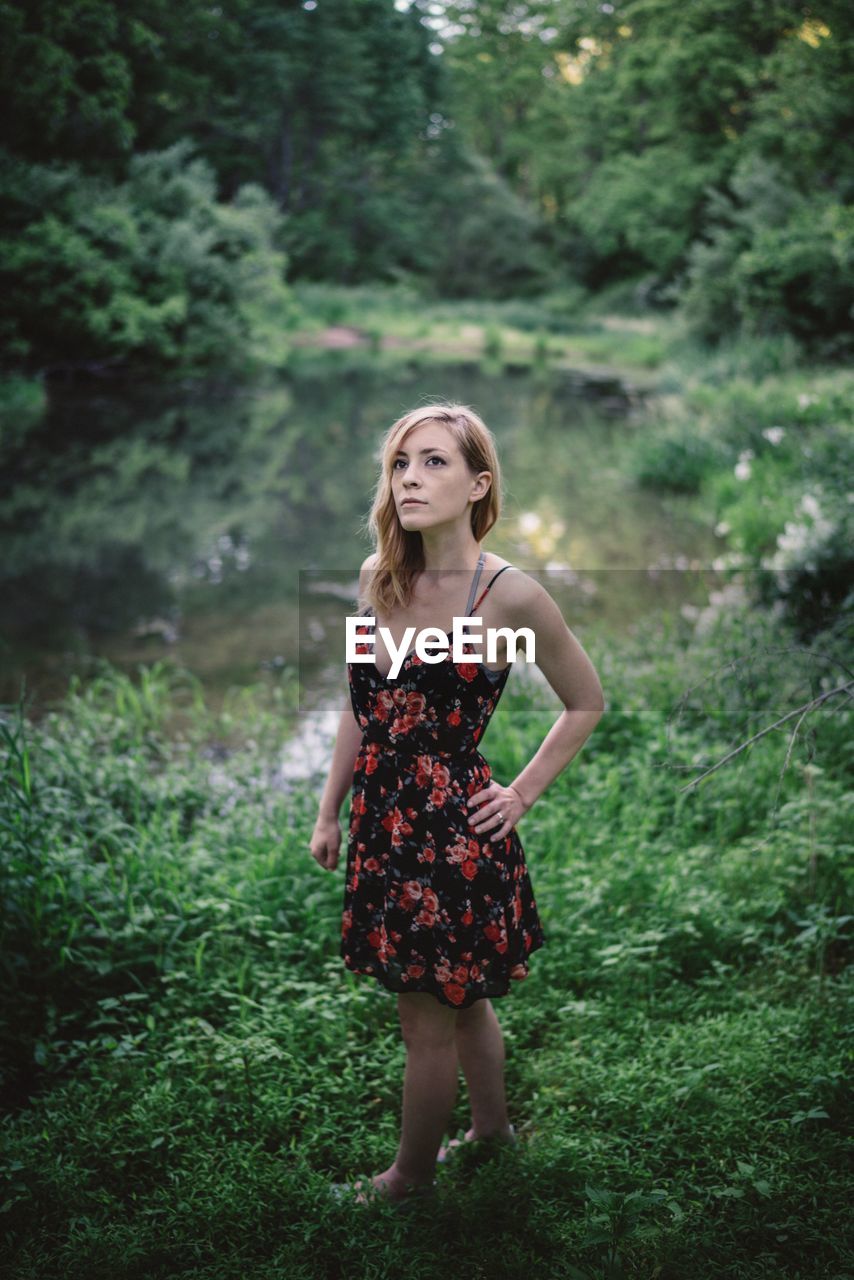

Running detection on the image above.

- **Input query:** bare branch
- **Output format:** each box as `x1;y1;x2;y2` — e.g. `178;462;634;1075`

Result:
678;682;852;792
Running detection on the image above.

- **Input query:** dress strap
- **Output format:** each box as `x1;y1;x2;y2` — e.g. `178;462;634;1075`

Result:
472;564;513;613
463;551;486;616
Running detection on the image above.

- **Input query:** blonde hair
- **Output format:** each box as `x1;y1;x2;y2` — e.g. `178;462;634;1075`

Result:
359;401;502;616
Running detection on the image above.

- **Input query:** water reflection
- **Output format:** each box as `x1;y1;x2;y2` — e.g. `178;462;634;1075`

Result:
0;358;721;717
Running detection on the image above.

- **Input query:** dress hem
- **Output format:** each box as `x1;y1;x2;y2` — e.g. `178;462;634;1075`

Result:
341;937;546;1009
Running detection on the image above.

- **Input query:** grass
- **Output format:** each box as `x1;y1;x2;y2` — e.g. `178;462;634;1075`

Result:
1;596;851;1278
288;282;671;383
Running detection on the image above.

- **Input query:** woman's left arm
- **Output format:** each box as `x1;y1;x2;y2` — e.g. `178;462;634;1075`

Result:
467;575;606;842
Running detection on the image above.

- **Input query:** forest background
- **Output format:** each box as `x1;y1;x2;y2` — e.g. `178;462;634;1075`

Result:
1;2;852;1278
1;0;852;373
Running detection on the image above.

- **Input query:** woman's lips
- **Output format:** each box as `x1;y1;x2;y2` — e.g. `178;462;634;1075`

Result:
402;499;426;506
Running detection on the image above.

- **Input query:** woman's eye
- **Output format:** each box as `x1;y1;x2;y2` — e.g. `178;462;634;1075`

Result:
393;457;445;469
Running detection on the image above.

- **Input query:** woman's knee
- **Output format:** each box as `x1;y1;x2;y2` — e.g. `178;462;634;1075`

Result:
397;992;458;1048
455;996;492;1031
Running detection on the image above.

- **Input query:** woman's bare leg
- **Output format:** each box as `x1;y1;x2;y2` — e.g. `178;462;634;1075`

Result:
359;991;459;1199
444;997;514;1143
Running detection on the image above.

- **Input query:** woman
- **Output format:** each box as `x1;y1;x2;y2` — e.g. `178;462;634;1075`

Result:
310;402;605;1207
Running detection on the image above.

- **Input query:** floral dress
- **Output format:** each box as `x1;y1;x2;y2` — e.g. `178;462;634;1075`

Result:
340;553;546;1009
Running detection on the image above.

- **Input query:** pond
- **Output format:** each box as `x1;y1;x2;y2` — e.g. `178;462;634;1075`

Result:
0;355;723;733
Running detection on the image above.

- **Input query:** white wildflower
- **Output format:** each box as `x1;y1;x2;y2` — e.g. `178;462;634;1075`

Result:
762;426;785;445
734;449;754;480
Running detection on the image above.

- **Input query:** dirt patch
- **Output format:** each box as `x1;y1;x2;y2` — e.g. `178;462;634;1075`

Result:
291;326;366;348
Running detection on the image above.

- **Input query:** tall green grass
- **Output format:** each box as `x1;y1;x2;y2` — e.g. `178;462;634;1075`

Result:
1;601;851;1278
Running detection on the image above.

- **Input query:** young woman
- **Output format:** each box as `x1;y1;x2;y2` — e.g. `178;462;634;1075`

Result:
310;402;605;1207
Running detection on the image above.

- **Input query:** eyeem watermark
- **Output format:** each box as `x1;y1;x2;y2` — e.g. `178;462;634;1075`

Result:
346;616;536;679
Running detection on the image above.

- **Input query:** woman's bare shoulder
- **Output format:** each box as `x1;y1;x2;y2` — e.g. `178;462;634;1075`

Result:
482;552;533;588
357;552;379;601
482;554;546;615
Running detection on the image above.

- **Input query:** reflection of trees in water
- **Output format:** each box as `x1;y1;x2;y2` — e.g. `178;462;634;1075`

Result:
0;363;720;709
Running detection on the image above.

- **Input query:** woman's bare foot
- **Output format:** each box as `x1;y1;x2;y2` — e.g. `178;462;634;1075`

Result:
438;1123;516;1162
350;1162;434;1205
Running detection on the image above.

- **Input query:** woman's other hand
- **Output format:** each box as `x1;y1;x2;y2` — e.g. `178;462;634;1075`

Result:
310;813;342;871
466;780;529;842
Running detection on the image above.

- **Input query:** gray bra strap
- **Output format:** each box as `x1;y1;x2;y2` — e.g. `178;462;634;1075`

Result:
464;551;486;616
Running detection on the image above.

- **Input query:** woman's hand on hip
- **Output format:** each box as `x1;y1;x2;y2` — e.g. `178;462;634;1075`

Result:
310;814;342;871
466;780;528;842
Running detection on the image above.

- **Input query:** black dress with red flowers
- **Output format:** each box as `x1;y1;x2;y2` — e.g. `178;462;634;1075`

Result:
340;553;546;1009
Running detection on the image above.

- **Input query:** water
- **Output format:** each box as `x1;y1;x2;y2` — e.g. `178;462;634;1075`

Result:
1;356;722;735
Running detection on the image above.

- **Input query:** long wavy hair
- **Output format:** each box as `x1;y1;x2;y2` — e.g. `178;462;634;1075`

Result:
358;402;503;617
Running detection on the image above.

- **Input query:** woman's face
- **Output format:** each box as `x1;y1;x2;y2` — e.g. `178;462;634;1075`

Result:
390;422;489;530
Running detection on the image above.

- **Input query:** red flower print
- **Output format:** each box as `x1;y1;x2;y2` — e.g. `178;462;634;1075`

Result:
381;805;413;846
455;663;479;683
445;836;468;865
407;963;425;978
415;908;436;927
447;709;461;726
443;982;467;1005
461;860;478;880
415;756;433;787
430;787;449;807
422;887;439;912
432;763;451;788
453;964;469;983
364;857;381;873
417;845;436;863
376;688;395;716
461;907;474;926
483;922;501;942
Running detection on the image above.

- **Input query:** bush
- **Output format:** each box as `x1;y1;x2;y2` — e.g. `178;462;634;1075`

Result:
0;141;297;375
679;157;854;357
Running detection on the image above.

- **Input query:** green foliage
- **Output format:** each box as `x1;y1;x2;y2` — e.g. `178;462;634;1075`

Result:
0;599;851;1275
0;374;47;453
0;141;295;373
425;148;555;299
441;0;853;345
628;361;854;635
2;0;852;345
680;158;854;356
629;420;728;494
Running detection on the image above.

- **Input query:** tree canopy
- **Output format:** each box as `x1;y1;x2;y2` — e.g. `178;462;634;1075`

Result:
1;0;850;371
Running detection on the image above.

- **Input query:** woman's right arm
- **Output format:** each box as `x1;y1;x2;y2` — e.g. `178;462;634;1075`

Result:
309;553;375;872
